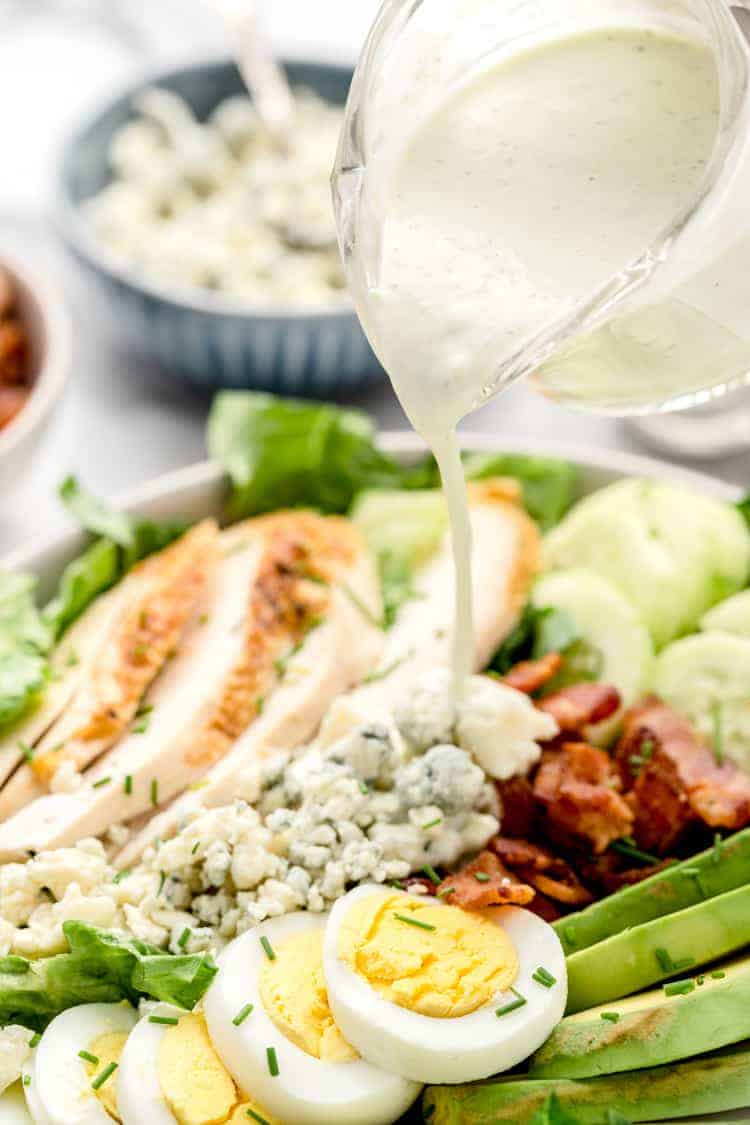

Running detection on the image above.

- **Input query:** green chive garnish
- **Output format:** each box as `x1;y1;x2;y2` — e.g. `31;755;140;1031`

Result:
29;1034;41;1048
157;871;166;896
359;781;369;795
0;956;30;974
532;967;556;988
92;776;111;789
422;817;442;830
390;880;405;890
655;947;673;973
78;1050;99;1065
423;865;441;886
91;1061;118;1090
18;741;34;763
233;1003;254;1026
711;970;726;979
177;927;191;949
664;979;695;997
393;913;436;932
696;975;705;986
132;717;150;734
260;936;276;961
436;885;455;898
191;841;200;855
22;1074;30;1087
474;872;491;883
148;1015;179;1026
712;701;724;765
495;988;526;1017
266;1046;279;1077
246;1109;271;1125
112;869;130;885
611;839;659;865
150;778;159;806
124;775;133;795
600;1012;620;1023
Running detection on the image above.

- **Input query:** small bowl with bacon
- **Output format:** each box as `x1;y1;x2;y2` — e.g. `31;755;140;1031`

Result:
0;253;72;483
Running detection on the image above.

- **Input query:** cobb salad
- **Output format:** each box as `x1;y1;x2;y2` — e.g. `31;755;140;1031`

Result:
1;393;749;1125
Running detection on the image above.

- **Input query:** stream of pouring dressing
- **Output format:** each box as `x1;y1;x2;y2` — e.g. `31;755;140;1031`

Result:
357;25;721;692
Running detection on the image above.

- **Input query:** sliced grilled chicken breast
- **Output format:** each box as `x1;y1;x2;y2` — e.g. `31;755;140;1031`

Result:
0;521;219;821
0;513;382;863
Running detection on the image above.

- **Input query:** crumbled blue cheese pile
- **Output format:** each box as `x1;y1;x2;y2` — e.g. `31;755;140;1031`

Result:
0;673;556;958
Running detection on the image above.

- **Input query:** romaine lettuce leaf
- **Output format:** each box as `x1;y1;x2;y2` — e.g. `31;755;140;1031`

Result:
43;538;120;642
0;572;52;727
0;922;217;1031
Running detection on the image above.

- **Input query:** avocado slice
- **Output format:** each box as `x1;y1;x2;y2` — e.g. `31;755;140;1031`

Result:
424;1041;750;1124
566;883;750;1014
531;952;750;1079
555;828;750;956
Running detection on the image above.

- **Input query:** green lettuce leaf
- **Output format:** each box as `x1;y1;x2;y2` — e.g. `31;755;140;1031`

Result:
0;922;217;1032
0;572;53;727
43;538;120;642
488;603;580;676
207;391;434;519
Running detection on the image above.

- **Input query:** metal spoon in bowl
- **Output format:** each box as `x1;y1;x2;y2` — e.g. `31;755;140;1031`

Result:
209;0;295;153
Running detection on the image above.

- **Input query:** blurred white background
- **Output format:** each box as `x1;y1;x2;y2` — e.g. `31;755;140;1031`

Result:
1;0;749;551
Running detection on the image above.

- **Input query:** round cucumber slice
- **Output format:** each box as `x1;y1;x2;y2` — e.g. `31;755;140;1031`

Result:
543;479;750;648
652;633;750;773
532;568;653;707
350;489;447;571
701;590;750;638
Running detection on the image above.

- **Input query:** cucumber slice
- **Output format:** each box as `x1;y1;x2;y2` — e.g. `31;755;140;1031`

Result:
544;479;750;648
652;632;750;772
350;489;447;573
701;590;750;637
532;569;653;707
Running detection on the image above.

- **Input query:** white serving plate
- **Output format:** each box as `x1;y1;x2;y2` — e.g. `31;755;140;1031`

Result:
1;434;747;1123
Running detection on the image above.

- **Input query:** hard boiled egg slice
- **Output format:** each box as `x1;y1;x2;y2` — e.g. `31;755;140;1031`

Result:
23;1003;136;1125
0;1083;32;1125
117;1003;276;1125
323;884;567;1085
203;912;421;1125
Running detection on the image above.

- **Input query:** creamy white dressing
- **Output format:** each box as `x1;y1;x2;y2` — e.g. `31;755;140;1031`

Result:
354;25;722;689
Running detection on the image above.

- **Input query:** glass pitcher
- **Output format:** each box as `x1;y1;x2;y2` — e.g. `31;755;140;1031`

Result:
332;0;750;420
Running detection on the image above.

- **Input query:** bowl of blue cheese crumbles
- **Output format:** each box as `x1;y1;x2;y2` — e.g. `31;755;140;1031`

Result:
56;59;381;395
2;394;750;1124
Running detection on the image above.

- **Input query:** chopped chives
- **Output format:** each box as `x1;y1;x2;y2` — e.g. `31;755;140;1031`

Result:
532;967;556;989
655;947;673;973
495;988;526;1017
711;970;726;979
390;880;405;890
132;717;150;734
233;1003;254;1026
112;869;131;885
29;1034;41;1048
22;1074;30;1087
124;775;133;795
157;871;167;896
422;817;442;830
422;865;441;886
148;1015;179;1026
260;936;276;961
664;979;695;997
150;778;159;806
266;1046;279;1077
696;975;705;986
611;839;659;866
713;833;723;865
78;1050;99;1065
177;927;191;949
436;886;455;898
191;841;201;855
711;701;724;765
474;872;491;883
92;776;111;789
393;913;436;932
246;1111;271;1125
600;1012;620;1023
672;956;696;973
18;741;33;763
91;1061;118;1090
359;781;369;795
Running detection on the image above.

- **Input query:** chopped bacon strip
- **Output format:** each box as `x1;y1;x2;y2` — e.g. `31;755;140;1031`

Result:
496;774;538;838
578;852;676;896
537;683;621;733
502;652;563;695
490;835;593;905
437;850;535;910
616;698;750;852
534;742;634;853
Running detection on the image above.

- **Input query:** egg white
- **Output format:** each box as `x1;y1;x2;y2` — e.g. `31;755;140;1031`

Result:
323;884;568;1085
117;1003;186;1125
204;912;422;1125
24;1004;137;1125
0;1083;32;1125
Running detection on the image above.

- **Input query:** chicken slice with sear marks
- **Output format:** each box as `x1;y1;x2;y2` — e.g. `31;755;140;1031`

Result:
0;520;219;825
0;512;382;862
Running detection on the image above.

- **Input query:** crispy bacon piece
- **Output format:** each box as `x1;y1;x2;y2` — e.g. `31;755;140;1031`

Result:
502;652;563;695
578;852;676;896
534;742;634;853
616;698;750;852
437;850;535;910
490;835;593;905
496;774;538;838
537;683;621;733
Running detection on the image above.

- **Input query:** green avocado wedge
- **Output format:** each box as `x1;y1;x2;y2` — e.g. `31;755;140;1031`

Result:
555;828;750;956
565;882;750;1014
531;952;750;1079
423;1041;750;1124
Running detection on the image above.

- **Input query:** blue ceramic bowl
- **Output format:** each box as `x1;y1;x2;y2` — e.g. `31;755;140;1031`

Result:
56;58;381;396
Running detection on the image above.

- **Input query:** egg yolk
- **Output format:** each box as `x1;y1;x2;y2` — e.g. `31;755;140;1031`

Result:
86;1032;128;1122
337;892;519;1018
259;929;358;1062
157;1013;278;1125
